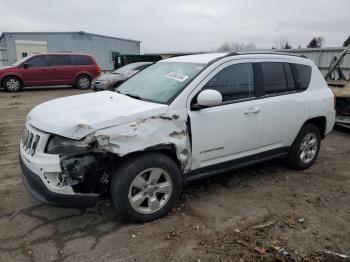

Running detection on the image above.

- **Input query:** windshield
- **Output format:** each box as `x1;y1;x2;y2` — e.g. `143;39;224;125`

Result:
116;62;205;104
112;63;140;75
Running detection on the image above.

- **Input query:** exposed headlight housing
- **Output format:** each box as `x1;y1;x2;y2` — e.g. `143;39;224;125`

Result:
46;136;91;155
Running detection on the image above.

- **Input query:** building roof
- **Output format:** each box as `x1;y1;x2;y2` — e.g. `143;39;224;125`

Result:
0;31;140;43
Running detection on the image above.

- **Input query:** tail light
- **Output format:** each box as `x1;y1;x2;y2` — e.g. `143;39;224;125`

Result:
96;65;101;75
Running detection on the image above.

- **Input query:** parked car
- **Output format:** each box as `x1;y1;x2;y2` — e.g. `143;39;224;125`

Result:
0;53;100;92
19;52;335;222
91;62;152;91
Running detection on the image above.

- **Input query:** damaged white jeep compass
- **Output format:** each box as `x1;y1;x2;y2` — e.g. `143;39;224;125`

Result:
20;52;335;222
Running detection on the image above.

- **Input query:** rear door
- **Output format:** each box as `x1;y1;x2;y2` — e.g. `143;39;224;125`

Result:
49;54;74;84
258;62;308;151
20;55;51;86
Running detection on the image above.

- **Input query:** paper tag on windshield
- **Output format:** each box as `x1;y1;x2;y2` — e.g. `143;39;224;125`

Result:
166;72;188;82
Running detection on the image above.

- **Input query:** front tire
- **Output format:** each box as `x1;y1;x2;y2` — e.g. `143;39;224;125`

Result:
75;75;91;89
110;153;182;222
3;76;22;92
287;124;321;170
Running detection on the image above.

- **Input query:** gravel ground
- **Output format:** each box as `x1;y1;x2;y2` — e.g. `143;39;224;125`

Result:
0;87;349;261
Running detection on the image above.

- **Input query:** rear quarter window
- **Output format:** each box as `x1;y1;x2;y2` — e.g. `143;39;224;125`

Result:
72;55;94;65
292;64;312;90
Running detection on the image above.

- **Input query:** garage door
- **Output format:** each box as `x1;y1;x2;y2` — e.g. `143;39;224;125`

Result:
15;40;48;61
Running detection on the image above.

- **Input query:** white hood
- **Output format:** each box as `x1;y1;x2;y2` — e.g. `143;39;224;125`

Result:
28;91;168;139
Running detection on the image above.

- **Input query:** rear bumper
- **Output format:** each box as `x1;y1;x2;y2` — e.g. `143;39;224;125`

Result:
20;154;98;208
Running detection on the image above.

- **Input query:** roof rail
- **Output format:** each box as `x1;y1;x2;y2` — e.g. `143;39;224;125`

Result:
227;51;308;59
207;51;308;65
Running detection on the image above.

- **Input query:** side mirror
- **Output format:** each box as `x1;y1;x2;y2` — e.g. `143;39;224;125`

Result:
197;89;223;107
23;63;29;69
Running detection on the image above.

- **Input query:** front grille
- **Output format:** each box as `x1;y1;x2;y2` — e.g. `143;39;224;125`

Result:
22;127;40;156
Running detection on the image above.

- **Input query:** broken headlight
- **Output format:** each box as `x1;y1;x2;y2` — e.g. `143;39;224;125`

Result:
46;136;90;155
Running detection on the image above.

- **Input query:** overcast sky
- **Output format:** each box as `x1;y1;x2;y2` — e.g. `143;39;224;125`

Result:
0;0;349;52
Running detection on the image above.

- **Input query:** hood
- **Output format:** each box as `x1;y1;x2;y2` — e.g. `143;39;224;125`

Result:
0;66;13;71
28;91;168;139
94;73;126;81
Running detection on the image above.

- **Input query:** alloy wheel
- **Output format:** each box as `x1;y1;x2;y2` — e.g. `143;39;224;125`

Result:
299;133;318;164
128;168;173;214
6;79;20;91
79;77;90;89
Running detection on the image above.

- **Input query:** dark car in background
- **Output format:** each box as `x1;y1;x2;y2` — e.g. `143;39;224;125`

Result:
91;62;152;91
0;53;100;92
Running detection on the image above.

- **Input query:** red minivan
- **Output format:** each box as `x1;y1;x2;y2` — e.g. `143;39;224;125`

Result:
0;53;101;92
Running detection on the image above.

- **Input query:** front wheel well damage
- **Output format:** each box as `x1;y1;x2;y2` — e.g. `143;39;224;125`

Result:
59;152;120;196
58;145;183;196
120;144;182;170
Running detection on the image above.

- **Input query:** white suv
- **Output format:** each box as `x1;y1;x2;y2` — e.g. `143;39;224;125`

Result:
20;52;335;222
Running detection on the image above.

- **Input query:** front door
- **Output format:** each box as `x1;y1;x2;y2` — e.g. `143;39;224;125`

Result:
20;55;51;86
189;62;263;171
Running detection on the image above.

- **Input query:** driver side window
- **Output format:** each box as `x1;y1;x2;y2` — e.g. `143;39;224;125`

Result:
203;63;255;102
26;55;48;67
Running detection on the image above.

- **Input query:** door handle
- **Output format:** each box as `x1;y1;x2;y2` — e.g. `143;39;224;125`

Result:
244;107;261;114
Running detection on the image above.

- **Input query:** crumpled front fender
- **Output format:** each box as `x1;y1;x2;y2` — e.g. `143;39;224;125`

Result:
85;111;192;172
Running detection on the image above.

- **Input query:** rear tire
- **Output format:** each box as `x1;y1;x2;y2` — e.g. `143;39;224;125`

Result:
287;124;321;170
3;76;22;92
75;75;91;89
110;153;182;222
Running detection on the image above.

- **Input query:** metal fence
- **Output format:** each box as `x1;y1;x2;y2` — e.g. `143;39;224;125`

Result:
281;47;350;78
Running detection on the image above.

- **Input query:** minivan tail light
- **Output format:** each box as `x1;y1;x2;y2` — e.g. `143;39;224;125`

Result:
96;65;101;74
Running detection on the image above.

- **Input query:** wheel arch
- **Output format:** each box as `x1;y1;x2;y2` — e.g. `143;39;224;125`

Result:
74;72;93;82
1;74;24;88
304;116;327;139
120;144;182;170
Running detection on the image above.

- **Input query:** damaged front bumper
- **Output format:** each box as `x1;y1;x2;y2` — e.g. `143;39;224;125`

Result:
19;125;99;208
20;154;98;208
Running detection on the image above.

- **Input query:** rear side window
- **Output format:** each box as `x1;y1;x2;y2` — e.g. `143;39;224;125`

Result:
292;64;312;90
260;62;287;94
26;56;48;67
204;63;255;102
50;55;71;66
72;55;93;65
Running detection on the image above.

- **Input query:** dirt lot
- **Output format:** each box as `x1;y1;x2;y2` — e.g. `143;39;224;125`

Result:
0;87;349;261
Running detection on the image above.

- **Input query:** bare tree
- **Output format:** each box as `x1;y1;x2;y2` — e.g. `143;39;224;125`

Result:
217;42;256;52
273;37;292;49
307;37;325;48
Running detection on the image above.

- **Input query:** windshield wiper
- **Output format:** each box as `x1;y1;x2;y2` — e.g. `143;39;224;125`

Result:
124;93;143;100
